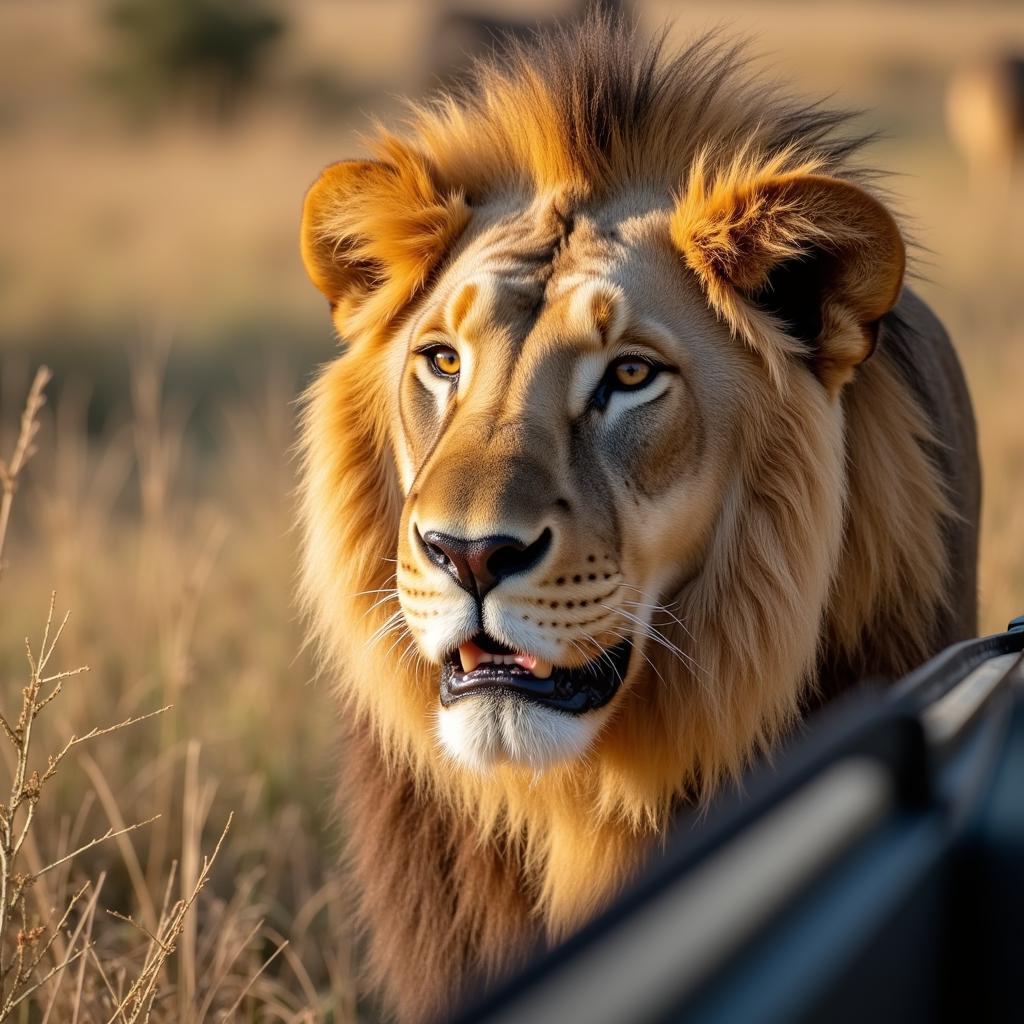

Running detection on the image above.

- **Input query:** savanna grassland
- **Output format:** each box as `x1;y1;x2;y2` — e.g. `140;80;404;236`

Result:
1;1;1022;1019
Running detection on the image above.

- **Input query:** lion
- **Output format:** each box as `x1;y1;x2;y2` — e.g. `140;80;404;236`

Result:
297;17;979;1023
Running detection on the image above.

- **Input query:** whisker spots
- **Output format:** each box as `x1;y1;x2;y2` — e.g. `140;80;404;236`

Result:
400;587;443;599
526;611;614;632
400;605;448;619
532;583;620;608
542;561;621;589
398;559;424;580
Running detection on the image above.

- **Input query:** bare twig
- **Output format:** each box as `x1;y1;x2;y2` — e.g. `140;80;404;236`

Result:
35;818;161;882
42;707;171;787
107;814;232;1024
4;944;93;1016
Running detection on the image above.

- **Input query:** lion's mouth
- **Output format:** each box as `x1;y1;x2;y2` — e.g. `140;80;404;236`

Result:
438;632;631;714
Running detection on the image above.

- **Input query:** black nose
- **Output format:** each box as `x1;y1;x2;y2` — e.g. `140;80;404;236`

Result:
417;527;552;598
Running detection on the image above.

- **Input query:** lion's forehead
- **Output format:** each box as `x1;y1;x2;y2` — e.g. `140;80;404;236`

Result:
437;270;629;350
428;202;652;348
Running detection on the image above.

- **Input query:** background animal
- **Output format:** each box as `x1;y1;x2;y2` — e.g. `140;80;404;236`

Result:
946;54;1024;195
298;16;978;1021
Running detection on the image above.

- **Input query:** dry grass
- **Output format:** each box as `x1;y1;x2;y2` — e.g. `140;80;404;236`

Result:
0;359;357;1021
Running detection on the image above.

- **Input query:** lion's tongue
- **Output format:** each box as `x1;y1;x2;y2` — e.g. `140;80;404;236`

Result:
457;640;553;679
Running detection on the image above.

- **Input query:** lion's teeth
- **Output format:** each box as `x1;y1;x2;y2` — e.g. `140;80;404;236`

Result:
458;643;483;674
460;645;553;678
514;653;553;679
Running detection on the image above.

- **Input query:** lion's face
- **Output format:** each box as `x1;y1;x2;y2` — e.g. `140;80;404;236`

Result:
389;202;740;769
300;142;906;784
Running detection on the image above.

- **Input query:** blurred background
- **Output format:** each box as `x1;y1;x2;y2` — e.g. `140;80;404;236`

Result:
1;1;1022;1019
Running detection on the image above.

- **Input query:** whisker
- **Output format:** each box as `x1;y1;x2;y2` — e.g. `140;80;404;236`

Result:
396;640;422;672
366;608;406;651
362;590;400;617
601;627;667;688
344;573;397;600
602;605;687;658
601;604;708;678
565;635;596;667
382;633;404;660
384;626;415;664
620;597;698;644
574;628;627;687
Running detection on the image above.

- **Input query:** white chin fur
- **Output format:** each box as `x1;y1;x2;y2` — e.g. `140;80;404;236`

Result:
436;695;603;772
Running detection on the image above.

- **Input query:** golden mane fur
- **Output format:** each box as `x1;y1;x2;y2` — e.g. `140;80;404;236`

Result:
297;15;975;1022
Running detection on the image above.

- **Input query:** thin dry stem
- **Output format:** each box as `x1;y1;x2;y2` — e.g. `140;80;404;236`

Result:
35;818;161;883
218;937;288;1021
107;814;233;1024
0;366;51;579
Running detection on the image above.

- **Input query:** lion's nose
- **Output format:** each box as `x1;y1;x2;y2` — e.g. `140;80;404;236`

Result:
416;526;552;598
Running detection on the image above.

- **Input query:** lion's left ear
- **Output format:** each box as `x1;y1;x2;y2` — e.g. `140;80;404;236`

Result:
671;162;905;393
300;138;471;332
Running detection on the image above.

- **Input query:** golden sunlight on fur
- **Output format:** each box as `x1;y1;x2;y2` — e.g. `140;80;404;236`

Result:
296;15;978;1023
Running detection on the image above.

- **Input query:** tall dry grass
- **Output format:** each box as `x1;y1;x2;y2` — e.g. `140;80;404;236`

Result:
0;356;356;1021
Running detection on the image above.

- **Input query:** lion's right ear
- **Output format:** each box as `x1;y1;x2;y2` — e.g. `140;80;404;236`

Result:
300;145;471;328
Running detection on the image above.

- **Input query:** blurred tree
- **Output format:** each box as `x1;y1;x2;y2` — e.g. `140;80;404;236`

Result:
100;0;285;125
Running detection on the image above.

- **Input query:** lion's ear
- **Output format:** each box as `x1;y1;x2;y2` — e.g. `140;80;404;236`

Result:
300;146;471;328
671;161;905;392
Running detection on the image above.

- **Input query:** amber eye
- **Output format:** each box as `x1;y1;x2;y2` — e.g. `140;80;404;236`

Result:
429;347;461;377
611;359;651;389
592;353;671;412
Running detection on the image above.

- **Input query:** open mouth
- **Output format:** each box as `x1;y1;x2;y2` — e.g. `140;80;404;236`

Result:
439;632;631;714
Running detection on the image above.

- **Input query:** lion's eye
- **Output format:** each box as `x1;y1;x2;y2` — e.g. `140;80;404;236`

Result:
611;359;651;389
428;347;461;377
590;354;668;412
